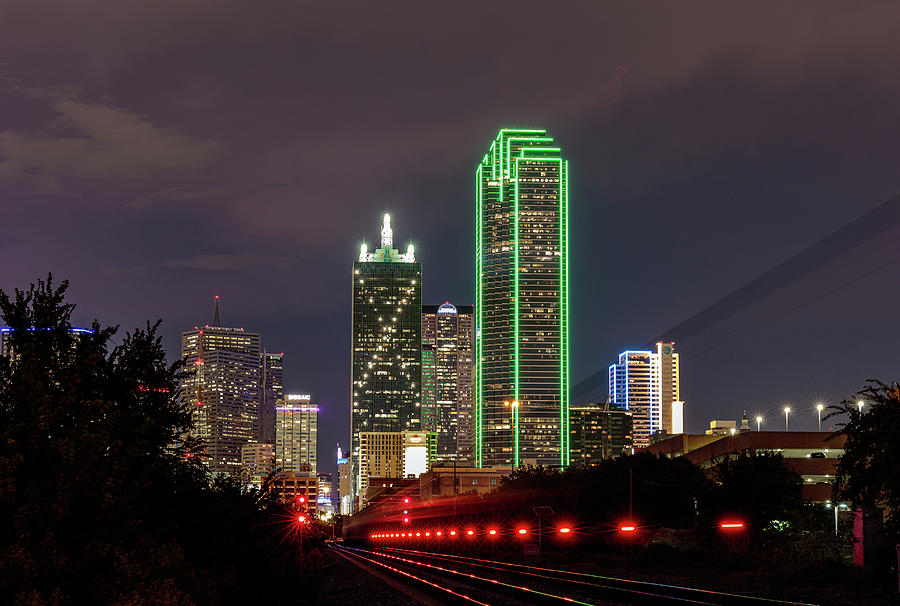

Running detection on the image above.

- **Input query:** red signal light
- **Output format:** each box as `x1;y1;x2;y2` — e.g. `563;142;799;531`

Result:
466;530;474;536
403;517;409;523
488;529;497;535
720;522;744;529
425;532;431;537
297;515;306;523
518;528;528;535
620;525;636;532
450;530;457;536
436;531;442;536
298;496;305;503
559;527;571;534
404;497;410;504
415;532;421;537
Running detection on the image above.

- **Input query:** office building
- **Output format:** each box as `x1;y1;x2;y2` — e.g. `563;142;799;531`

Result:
269;473;318;514
357;431;435;509
317;472;335;518
337;446;352;515
608;342;683;448
181;309;261;476
241;442;275;486
419;466;510;501
259;350;284;443
475;128;570;468
1;326;92;357
350;213;422;511
275;395;318;474
422;303;475;464
569;402;633;466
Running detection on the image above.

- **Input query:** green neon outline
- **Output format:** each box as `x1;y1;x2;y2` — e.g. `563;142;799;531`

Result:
513;157;520;468
475;164;483;467
561;159;570;466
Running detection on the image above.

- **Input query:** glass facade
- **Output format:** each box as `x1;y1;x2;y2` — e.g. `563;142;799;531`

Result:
475;128;570;468
181;327;261;475
350;214;422;511
422;303;475;464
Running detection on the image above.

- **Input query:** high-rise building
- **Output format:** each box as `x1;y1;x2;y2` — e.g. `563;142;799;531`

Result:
475;128;570;468
357;430;435;509
317;472;335;517
1;326;93;357
259;350;284;443
422;303;475;464
181;314;261;476
241;442;275;486
608;342;683;448
337;446;352;515
569;402;633;466
350;213;422;511
275;394;318;474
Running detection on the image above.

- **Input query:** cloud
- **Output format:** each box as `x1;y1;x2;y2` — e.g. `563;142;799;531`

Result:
163;253;283;272
126;186;223;210
0;99;223;191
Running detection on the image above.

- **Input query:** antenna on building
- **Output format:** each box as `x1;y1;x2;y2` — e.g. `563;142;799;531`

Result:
213;295;221;327
381;213;393;248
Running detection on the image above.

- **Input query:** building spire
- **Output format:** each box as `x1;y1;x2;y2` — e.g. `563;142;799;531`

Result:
213;295;221;327
381;213;392;248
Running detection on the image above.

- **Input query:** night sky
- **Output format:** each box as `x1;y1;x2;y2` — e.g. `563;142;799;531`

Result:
2;2;900;474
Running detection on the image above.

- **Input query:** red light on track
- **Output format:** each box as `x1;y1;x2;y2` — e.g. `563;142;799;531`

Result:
559;527;571;533
488;529;497;535
297;515;306;523
466;530;474;536
620;525;636;532
298;496;305;503
404;497;410;504
436;531;442;536
450;530;457;536
425;532;431;537
721;522;745;529
518;528;528;535
403;517;409;523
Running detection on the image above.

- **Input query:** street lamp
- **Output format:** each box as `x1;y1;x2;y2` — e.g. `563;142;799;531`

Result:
783;406;791;431
730;427;736;436
816;403;824;431
856;400;864;413
756;416;763;432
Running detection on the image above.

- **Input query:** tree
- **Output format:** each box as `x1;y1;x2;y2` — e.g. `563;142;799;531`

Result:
709;452;803;529
829;380;900;539
0;276;314;605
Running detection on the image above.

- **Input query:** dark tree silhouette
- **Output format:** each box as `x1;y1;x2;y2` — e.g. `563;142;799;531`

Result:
829;380;900;538
0;276;316;605
709;452;803;529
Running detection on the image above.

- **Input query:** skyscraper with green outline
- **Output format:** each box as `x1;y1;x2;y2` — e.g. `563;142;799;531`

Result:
475;128;569;469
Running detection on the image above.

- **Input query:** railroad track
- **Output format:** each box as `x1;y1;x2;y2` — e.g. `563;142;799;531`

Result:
329;544;818;606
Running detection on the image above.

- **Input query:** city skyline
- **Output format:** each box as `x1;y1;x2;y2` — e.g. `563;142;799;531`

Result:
4;4;900;479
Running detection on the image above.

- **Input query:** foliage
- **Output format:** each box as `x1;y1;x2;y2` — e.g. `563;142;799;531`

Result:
0;276;315;605
829;380;900;538
708;452;803;529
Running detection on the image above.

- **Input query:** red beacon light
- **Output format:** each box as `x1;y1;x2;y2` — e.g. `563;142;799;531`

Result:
436;531;443;537
620;525;636;532
403;497;410;504
403;517;410;524
466;529;475;536
488;529;497;535
720;522;745;529
449;530;457;536
297;515;306;524
559;527;572;534
518;528;528;535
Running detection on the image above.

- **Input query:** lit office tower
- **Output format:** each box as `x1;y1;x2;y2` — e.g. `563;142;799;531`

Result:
275;395;318;474
475;128;570;468
422;303;475;464
181;309;261;476
608;342;682;448
259;350;284;443
350;213;422;511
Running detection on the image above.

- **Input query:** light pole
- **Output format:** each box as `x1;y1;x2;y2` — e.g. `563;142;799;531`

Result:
783;406;791;432
816;403;824;431
857;400;864;414
756;416;763;432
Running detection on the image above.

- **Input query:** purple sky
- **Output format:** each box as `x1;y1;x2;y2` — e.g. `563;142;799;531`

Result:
2;2;900;473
